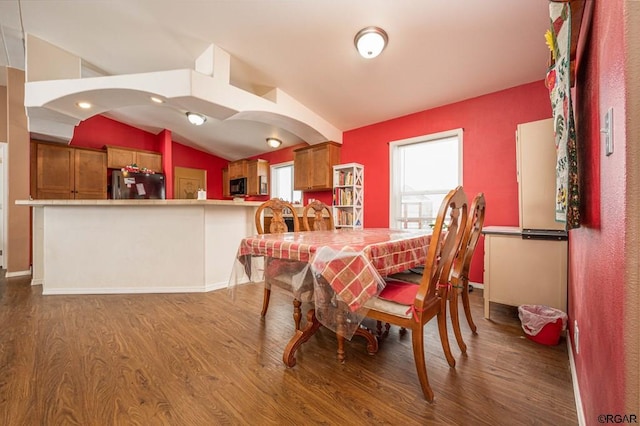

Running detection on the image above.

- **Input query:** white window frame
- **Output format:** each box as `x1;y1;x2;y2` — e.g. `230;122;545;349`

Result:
270;161;302;203
388;128;463;229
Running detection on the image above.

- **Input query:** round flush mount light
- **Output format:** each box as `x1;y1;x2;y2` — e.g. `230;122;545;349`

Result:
186;112;207;126
266;137;282;148
354;26;388;59
76;101;92;109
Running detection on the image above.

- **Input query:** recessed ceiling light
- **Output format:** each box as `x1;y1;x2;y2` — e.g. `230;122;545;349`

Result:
150;96;164;104
354;26;388;59
266;137;282;148
186;112;207;126
77;101;92;109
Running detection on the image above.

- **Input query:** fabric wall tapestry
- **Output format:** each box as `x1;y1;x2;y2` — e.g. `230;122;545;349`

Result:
546;2;580;230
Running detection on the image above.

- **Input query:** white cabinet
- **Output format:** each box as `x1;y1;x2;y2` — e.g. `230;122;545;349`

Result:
332;163;364;229
483;227;567;318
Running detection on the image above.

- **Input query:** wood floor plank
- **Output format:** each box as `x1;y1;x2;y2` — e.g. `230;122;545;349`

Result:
0;274;578;425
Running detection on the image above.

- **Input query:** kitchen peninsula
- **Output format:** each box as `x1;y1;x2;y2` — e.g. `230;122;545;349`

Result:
17;199;263;295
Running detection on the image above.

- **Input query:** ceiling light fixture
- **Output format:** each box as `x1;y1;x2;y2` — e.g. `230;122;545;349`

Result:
354;26;388;59
77;101;92;109
266;137;282;148
186;112;206;126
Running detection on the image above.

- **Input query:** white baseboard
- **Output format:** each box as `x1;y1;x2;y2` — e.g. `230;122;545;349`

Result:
469;281;484;290
567;336;586;426
40;280;231;295
5;270;32;278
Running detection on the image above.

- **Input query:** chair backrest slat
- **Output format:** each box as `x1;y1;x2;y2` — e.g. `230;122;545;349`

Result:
452;193;487;284
255;199;300;234
302;200;334;231
415;186;468;308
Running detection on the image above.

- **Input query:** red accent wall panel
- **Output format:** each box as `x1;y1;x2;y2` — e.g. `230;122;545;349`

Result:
71;115;159;151
569;0;627;416
341;81;552;283
172;141;229;200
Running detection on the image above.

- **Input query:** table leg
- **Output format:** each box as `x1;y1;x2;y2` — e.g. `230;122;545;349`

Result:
336;310;346;363
283;308;322;367
335;312;378;363
354;326;379;355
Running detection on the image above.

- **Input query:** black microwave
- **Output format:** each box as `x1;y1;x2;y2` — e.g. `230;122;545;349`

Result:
230;177;247;195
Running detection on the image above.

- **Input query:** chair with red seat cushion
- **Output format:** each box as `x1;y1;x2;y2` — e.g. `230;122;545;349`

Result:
364;186;468;402
255;199;310;330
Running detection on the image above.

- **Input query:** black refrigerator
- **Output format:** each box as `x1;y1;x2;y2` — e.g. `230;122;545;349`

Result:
111;171;166;199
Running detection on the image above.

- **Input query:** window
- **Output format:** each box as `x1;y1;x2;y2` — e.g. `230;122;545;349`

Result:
389;129;462;229
270;161;302;203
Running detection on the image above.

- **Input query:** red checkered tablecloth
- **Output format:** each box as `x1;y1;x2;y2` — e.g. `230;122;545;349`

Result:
235;228;431;311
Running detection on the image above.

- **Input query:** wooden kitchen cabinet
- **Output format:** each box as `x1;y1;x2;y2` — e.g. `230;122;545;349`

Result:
105;145;163;172
228;160;248;179
32;141;107;199
246;159;269;196
222;168;230;198
293;141;340;191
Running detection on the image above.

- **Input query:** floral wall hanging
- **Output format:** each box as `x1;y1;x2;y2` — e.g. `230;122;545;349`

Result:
547;2;580;230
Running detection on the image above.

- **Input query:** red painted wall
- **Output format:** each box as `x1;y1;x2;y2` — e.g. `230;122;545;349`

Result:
341;81;552;282
569;1;627;417
71;115;159;151
172;141;229;199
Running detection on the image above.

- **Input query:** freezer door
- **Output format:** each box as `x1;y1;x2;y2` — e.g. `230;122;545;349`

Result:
516;118;565;231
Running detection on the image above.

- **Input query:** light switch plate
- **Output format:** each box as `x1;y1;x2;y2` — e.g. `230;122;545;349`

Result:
604;107;614;156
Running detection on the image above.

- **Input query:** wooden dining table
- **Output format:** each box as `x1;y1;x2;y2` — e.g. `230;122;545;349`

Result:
229;228;432;366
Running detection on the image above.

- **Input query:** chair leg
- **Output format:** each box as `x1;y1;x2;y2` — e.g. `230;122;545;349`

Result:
375;321;390;337
261;287;271;317
462;280;477;333
410;325;435;402
450;290;467;353
293;298;302;330
437;310;456;368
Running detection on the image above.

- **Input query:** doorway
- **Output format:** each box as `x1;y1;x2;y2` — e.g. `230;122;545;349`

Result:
0;142;6;269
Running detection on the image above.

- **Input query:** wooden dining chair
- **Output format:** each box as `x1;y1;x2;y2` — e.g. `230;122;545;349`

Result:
255;199;309;330
302;200;334;231
363;186;468;402
449;192;486;353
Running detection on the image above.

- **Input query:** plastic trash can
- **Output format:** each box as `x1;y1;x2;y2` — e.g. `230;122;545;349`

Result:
518;304;568;345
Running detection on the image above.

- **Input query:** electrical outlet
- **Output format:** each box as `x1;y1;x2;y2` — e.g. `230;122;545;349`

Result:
603;107;614;156
574;320;580;354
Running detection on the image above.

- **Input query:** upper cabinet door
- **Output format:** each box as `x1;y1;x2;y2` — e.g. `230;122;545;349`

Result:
106;146;136;169
294;142;340;191
35;143;75;199
516;118;563;231
105;145;162;172
74;149;107;199
135;151;162;172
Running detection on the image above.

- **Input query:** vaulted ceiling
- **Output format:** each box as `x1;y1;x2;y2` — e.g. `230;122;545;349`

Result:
0;1;552;160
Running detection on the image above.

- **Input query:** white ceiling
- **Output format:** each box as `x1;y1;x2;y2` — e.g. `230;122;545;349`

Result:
0;0;552;161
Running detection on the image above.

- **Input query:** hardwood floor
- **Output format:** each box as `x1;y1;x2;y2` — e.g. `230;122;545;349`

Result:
0;274;577;425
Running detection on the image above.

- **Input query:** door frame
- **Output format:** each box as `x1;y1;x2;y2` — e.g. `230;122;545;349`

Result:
0;142;7;269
